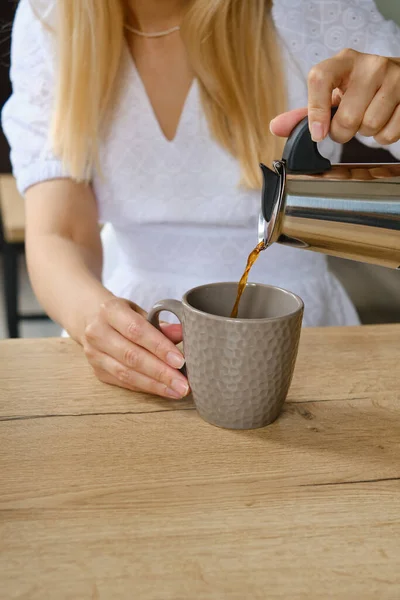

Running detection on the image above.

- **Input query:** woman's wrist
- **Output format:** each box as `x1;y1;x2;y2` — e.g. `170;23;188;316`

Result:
67;280;115;344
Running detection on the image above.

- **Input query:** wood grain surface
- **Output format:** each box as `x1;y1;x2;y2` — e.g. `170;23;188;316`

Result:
1;325;400;599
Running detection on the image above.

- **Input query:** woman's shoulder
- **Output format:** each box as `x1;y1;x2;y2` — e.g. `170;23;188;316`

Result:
11;0;57;69
13;0;57;36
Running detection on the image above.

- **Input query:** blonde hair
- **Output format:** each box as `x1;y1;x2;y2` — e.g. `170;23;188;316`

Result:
51;0;286;189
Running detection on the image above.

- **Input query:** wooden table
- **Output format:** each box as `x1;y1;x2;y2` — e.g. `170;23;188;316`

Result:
1;326;400;599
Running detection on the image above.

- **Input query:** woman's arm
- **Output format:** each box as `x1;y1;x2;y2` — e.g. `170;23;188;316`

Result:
25;179;109;341
2;2;188;399
24;179;188;399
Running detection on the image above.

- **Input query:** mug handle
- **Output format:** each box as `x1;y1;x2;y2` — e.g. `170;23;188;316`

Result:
147;300;186;376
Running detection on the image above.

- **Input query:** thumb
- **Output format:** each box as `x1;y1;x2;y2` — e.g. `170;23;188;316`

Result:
270;92;342;139
160;323;183;344
270;107;308;138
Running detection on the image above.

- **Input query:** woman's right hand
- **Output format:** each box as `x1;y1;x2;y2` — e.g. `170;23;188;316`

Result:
82;296;189;399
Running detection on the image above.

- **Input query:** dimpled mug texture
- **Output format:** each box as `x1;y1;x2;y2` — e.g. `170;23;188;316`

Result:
182;299;303;429
148;283;304;430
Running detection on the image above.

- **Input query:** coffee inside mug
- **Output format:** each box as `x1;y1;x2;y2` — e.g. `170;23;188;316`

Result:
185;282;301;320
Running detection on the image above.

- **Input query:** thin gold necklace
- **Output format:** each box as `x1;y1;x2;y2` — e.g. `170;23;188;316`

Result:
124;23;181;38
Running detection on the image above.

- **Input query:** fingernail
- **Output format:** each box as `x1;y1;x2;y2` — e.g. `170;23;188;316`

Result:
167;352;185;369
166;387;184;399
311;122;324;142
170;379;189;398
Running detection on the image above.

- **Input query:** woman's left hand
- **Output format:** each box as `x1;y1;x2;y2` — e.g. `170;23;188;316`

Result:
270;49;400;145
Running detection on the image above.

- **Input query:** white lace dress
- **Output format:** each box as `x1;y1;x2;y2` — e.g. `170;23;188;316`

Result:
3;0;400;326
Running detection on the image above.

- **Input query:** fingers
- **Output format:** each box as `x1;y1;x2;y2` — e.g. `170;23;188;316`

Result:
312;53;399;144
360;60;400;141
101;297;185;369
269;107;308;138
368;166;398;179
160;323;183;344
321;166;351;180
358;87;398;138
374;104;400;146
272;52;400;146
270;89;342;139
331;88;343;106
308;49;356;142
322;166;397;181
330;56;392;143
125;299;148;319
330;87;374;144
85;322;189;397
90;352;188;399
308;50;395;143
349;168;373;181
83;297;189;399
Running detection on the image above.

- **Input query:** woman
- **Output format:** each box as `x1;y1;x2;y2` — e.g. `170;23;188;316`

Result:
3;0;400;399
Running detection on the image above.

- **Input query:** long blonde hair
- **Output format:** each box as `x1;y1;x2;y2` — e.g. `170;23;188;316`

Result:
50;0;286;189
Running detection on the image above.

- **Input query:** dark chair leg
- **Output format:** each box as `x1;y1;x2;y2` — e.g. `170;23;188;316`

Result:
3;241;19;338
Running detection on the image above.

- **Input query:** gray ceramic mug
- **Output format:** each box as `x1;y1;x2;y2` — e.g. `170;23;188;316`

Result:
148;282;304;430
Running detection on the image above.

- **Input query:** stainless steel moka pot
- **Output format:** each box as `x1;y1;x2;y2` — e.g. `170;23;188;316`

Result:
259;111;400;269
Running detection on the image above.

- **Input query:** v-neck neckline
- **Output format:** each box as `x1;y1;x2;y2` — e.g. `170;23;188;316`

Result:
124;44;196;145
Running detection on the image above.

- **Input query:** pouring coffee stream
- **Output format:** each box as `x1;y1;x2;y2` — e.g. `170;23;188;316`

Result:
230;241;266;318
231;109;400;318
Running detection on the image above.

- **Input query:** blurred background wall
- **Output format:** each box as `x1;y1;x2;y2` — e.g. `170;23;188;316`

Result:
377;0;400;22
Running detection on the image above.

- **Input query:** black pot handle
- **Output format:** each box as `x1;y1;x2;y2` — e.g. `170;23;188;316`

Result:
282;107;338;175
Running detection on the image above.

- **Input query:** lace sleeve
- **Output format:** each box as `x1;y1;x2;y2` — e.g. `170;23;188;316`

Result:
1;0;68;194
274;0;400;158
